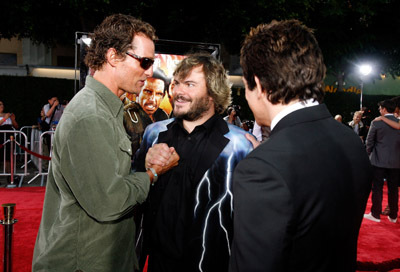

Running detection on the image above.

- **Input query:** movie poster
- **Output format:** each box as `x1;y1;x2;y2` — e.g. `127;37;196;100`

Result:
125;53;186;115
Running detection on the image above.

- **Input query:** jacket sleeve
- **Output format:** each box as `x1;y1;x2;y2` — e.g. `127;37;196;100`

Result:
58;114;150;222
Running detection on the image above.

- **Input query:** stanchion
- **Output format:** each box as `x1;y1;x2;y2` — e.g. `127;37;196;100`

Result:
6;136;16;188
0;203;17;272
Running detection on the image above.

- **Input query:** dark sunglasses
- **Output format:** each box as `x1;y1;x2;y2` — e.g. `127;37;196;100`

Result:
126;52;154;70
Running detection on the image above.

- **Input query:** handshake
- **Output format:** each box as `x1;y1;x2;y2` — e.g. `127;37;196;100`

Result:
144;143;180;184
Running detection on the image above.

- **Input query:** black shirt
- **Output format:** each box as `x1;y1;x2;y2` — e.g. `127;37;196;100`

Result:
143;114;219;272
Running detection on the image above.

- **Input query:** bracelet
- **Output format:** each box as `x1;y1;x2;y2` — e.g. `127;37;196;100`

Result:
146;167;158;184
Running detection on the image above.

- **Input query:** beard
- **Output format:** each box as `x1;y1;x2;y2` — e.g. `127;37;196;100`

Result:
173;94;211;121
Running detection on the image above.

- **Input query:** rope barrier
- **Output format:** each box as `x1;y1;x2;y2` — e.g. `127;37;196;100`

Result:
0;139;10;150
14;141;51;161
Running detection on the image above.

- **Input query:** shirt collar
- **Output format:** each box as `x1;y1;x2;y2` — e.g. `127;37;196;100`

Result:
173;113;218;134
271;99;319;130
86;76;124;117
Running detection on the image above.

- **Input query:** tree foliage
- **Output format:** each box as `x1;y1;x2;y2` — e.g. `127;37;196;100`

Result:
1;0;399;76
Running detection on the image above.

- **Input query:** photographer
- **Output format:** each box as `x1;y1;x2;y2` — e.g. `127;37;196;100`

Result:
224;105;243;128
40;96;64;171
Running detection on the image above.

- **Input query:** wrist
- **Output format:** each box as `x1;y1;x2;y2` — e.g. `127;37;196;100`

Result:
146;167;158;185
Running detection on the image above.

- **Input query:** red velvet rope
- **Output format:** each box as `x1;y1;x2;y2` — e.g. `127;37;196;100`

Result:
15;142;51;161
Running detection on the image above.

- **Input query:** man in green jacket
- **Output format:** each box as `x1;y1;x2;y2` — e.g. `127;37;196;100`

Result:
32;14;178;272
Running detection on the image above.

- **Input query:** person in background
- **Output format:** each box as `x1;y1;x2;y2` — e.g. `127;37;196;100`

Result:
40;96;64;170
0;100;19;184
348;110;367;142
230;19;372;272
32;14;178;272
364;99;400;223
334;114;343;123
374;96;400;130
134;53;253;272
223;105;243;128
42;96;63;128
252;121;270;143
0;101;18;130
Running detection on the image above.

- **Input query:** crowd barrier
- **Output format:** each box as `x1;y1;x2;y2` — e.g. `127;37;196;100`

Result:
0;127;54;187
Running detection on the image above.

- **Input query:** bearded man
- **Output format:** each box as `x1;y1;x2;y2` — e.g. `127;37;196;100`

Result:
133;53;253;272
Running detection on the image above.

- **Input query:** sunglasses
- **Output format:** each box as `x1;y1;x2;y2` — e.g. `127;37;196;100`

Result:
126;52;154;70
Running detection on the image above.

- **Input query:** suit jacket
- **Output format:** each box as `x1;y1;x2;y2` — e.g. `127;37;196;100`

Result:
134;116;253;272
366;115;400;169
230;104;372;272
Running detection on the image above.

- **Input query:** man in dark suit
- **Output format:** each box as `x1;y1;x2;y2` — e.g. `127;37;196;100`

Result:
229;20;372;272
364;99;400;223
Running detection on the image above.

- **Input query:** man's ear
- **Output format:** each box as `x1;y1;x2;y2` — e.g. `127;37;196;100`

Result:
254;76;267;99
106;48;119;67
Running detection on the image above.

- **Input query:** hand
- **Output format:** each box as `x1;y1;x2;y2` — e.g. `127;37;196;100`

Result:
246;133;260;149
10;113;16;120
145;143;176;168
374;116;382;122
53;100;59;107
151;150;179;176
4;113;11;119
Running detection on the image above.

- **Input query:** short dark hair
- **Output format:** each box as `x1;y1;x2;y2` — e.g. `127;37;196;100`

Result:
379;99;396;113
240;19;326;104
85;14;157;71
390;96;400;108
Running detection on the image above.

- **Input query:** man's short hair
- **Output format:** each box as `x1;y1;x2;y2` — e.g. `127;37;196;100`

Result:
379;99;396;113
173;52;232;114
391;96;400;108
240;19;326;104
85;14;157;70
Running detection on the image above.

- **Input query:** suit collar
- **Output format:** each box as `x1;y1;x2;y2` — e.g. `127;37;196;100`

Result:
271;103;332;136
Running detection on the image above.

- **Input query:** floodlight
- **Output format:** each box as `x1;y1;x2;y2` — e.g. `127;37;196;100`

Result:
359;64;372;76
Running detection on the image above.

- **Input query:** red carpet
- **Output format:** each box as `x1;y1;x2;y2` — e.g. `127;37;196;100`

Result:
0;186;399;272
0;186;45;272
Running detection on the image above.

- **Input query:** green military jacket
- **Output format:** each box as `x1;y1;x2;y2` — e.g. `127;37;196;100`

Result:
32;76;150;271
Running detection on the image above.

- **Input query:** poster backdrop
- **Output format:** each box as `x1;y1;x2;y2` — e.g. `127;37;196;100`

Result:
125;53;186;115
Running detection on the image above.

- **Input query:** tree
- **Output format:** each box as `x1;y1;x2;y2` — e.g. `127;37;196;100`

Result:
1;0;399;77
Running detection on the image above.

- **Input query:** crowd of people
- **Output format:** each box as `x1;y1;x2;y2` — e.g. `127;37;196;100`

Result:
0;12;398;272
334;97;400;223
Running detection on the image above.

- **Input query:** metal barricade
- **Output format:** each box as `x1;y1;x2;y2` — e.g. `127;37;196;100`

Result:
17;126;36;170
27;130;54;186
0;130;29;187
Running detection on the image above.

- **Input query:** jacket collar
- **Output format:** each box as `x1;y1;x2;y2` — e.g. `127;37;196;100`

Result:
158;114;230;182
85;76;124;118
271;103;332;136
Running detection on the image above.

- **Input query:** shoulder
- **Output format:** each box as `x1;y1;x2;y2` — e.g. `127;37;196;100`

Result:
225;123;254;152
144;118;174;138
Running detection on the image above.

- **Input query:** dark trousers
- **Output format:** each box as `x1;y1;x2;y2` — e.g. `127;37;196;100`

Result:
371;166;400;219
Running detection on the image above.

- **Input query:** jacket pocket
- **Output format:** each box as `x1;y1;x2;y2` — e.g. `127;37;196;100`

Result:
119;138;133;157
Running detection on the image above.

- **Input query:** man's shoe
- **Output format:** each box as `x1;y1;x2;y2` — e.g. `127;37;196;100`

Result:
364;213;381;222
388;216;397;223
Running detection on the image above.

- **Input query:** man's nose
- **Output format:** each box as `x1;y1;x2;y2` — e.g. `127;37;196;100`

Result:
145;66;153;78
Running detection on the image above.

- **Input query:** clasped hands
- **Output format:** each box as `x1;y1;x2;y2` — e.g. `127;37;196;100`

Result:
145;143;180;178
